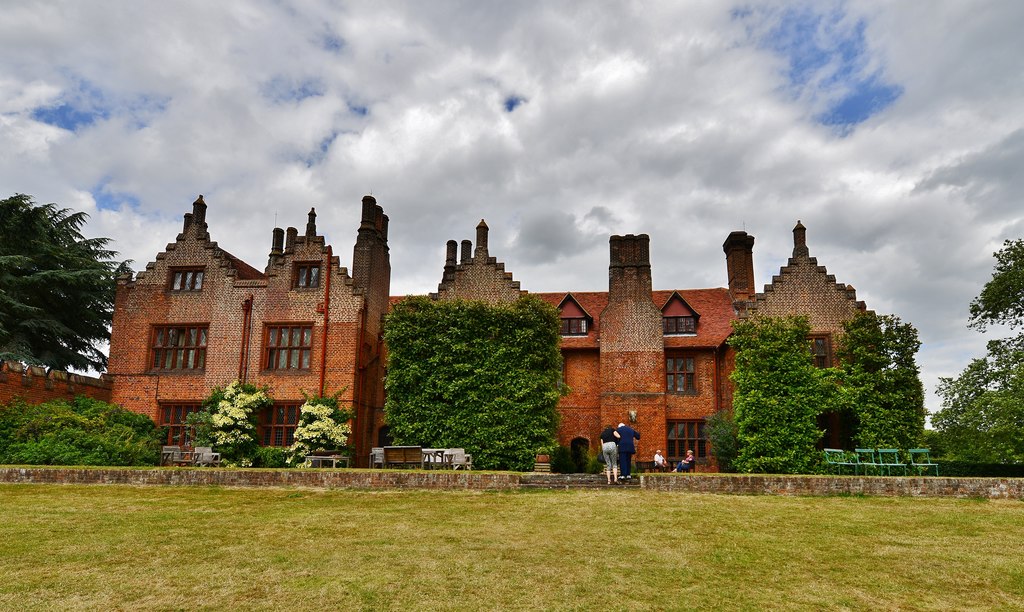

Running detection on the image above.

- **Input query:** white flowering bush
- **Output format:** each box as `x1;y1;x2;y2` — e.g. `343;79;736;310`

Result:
289;396;352;465
196;380;272;467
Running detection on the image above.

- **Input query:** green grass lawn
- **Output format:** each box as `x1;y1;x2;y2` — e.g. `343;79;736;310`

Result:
1;485;1022;611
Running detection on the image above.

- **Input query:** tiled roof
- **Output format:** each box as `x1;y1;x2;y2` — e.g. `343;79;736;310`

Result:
222;251;265;280
388;288;738;349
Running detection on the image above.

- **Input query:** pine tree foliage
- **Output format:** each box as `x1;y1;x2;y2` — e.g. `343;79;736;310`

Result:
0;194;129;371
383;296;562;471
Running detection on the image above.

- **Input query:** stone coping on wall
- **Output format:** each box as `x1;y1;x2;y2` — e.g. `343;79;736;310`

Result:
1;467;1022;499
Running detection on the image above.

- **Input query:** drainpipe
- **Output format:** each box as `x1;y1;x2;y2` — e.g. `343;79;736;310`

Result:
318;246;333;397
238;295;253;382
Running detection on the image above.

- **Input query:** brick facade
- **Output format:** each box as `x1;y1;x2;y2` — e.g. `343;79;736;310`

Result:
103;197;864;473
107;195;390;465
418;219;866;469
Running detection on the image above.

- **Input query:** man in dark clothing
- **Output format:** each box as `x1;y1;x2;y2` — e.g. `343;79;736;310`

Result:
616;422;640;480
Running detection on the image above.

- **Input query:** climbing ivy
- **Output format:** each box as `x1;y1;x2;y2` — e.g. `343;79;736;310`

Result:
383;295;562;471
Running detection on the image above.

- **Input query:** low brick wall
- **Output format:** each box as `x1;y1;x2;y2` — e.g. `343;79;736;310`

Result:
641;473;1024;499
1;468;1021;499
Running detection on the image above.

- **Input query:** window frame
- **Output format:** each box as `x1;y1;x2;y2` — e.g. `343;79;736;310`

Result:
168;267;205;292
663;316;696;335
151;325;208;371
264;323;314;371
665;352;697;395
159;403;202;447
666;420;708;460
809;334;832;368
292;262;321;289
260;402;302;447
560;317;588;336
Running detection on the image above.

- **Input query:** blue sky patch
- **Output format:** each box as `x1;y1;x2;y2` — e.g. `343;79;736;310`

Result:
91;182;140;212
31;78;111;131
737;4;902;132
347;101;368;116
262;76;325;104
322;33;345;53
504;95;526;113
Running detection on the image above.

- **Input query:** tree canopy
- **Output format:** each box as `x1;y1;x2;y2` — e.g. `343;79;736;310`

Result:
383;295;562;471
835;312;925;450
0;194;129;371
934;239;1024;463
729;316;833;474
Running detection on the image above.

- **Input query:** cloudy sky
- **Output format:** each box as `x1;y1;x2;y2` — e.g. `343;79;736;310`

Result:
3;1;1022;414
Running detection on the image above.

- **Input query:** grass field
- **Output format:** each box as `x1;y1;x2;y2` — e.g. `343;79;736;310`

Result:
1;484;1022;611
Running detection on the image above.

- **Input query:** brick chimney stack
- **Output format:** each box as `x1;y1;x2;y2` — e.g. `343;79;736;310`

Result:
460;239;472;264
793;220;809;258
475;219;489;258
608;234;653;302
723;231;756;301
306;208;317;237
270;227;284;256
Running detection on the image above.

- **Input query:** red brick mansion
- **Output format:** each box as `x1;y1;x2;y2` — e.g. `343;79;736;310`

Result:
107;195;866;467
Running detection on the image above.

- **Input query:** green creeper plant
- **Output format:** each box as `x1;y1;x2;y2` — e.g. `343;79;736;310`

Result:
383;295;562;471
729;316;833;474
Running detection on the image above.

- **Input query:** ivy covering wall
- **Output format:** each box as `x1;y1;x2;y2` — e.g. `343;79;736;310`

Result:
383;296;562;471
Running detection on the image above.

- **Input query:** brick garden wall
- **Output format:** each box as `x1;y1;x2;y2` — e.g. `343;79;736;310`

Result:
0;361;112;405
2;468;1021;499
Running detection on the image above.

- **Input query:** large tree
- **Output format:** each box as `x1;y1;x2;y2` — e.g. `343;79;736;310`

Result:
0;194;128;371
834;312;925;451
383;295;562;471
933;239;1024;463
729;316;835;474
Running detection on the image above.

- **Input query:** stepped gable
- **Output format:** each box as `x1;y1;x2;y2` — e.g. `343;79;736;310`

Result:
433;219;525;305
746;220;868;329
118;195;267;287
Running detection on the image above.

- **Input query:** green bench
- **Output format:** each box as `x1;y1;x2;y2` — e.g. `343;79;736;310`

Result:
855;448;881;475
876;448;906;476
909;448;939;476
823;449;858;475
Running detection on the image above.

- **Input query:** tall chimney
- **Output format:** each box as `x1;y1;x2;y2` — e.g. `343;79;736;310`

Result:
608;234;652;302
271;227;284;256
285;227;297;253
306;207;317;237
475;219;489;258
723;231;756;301
460;240;472;264
793;220;809;258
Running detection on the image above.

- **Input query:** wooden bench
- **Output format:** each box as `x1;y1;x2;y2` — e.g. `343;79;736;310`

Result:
909;448;939;476
305;451;349;468
383;446;423;469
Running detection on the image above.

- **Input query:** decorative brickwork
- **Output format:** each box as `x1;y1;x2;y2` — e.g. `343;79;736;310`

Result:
434;220;525;304
0;361;112;405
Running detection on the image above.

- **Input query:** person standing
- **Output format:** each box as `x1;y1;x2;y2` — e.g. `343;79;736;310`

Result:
616;422;640;480
599;424;621;484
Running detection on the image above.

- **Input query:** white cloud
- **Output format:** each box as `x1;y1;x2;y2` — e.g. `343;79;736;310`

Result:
2;1;1022;414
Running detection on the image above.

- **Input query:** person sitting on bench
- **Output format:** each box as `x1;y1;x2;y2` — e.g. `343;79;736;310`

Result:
674;449;695;473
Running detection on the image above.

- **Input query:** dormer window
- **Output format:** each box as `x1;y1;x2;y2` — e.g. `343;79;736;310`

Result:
557;294;593;337
661;292;699;335
560;318;588;335
169;267;204;291
293;263;320;289
663;316;695;334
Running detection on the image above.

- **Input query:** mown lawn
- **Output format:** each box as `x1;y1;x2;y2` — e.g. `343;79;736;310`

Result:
1;484;1022;610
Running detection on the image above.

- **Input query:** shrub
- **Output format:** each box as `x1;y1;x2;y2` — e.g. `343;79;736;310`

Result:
706;409;739;473
252;446;289;468
0;396;162;466
933;459;1024;478
192;381;272;466
288;394;352;465
550;445;575;474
